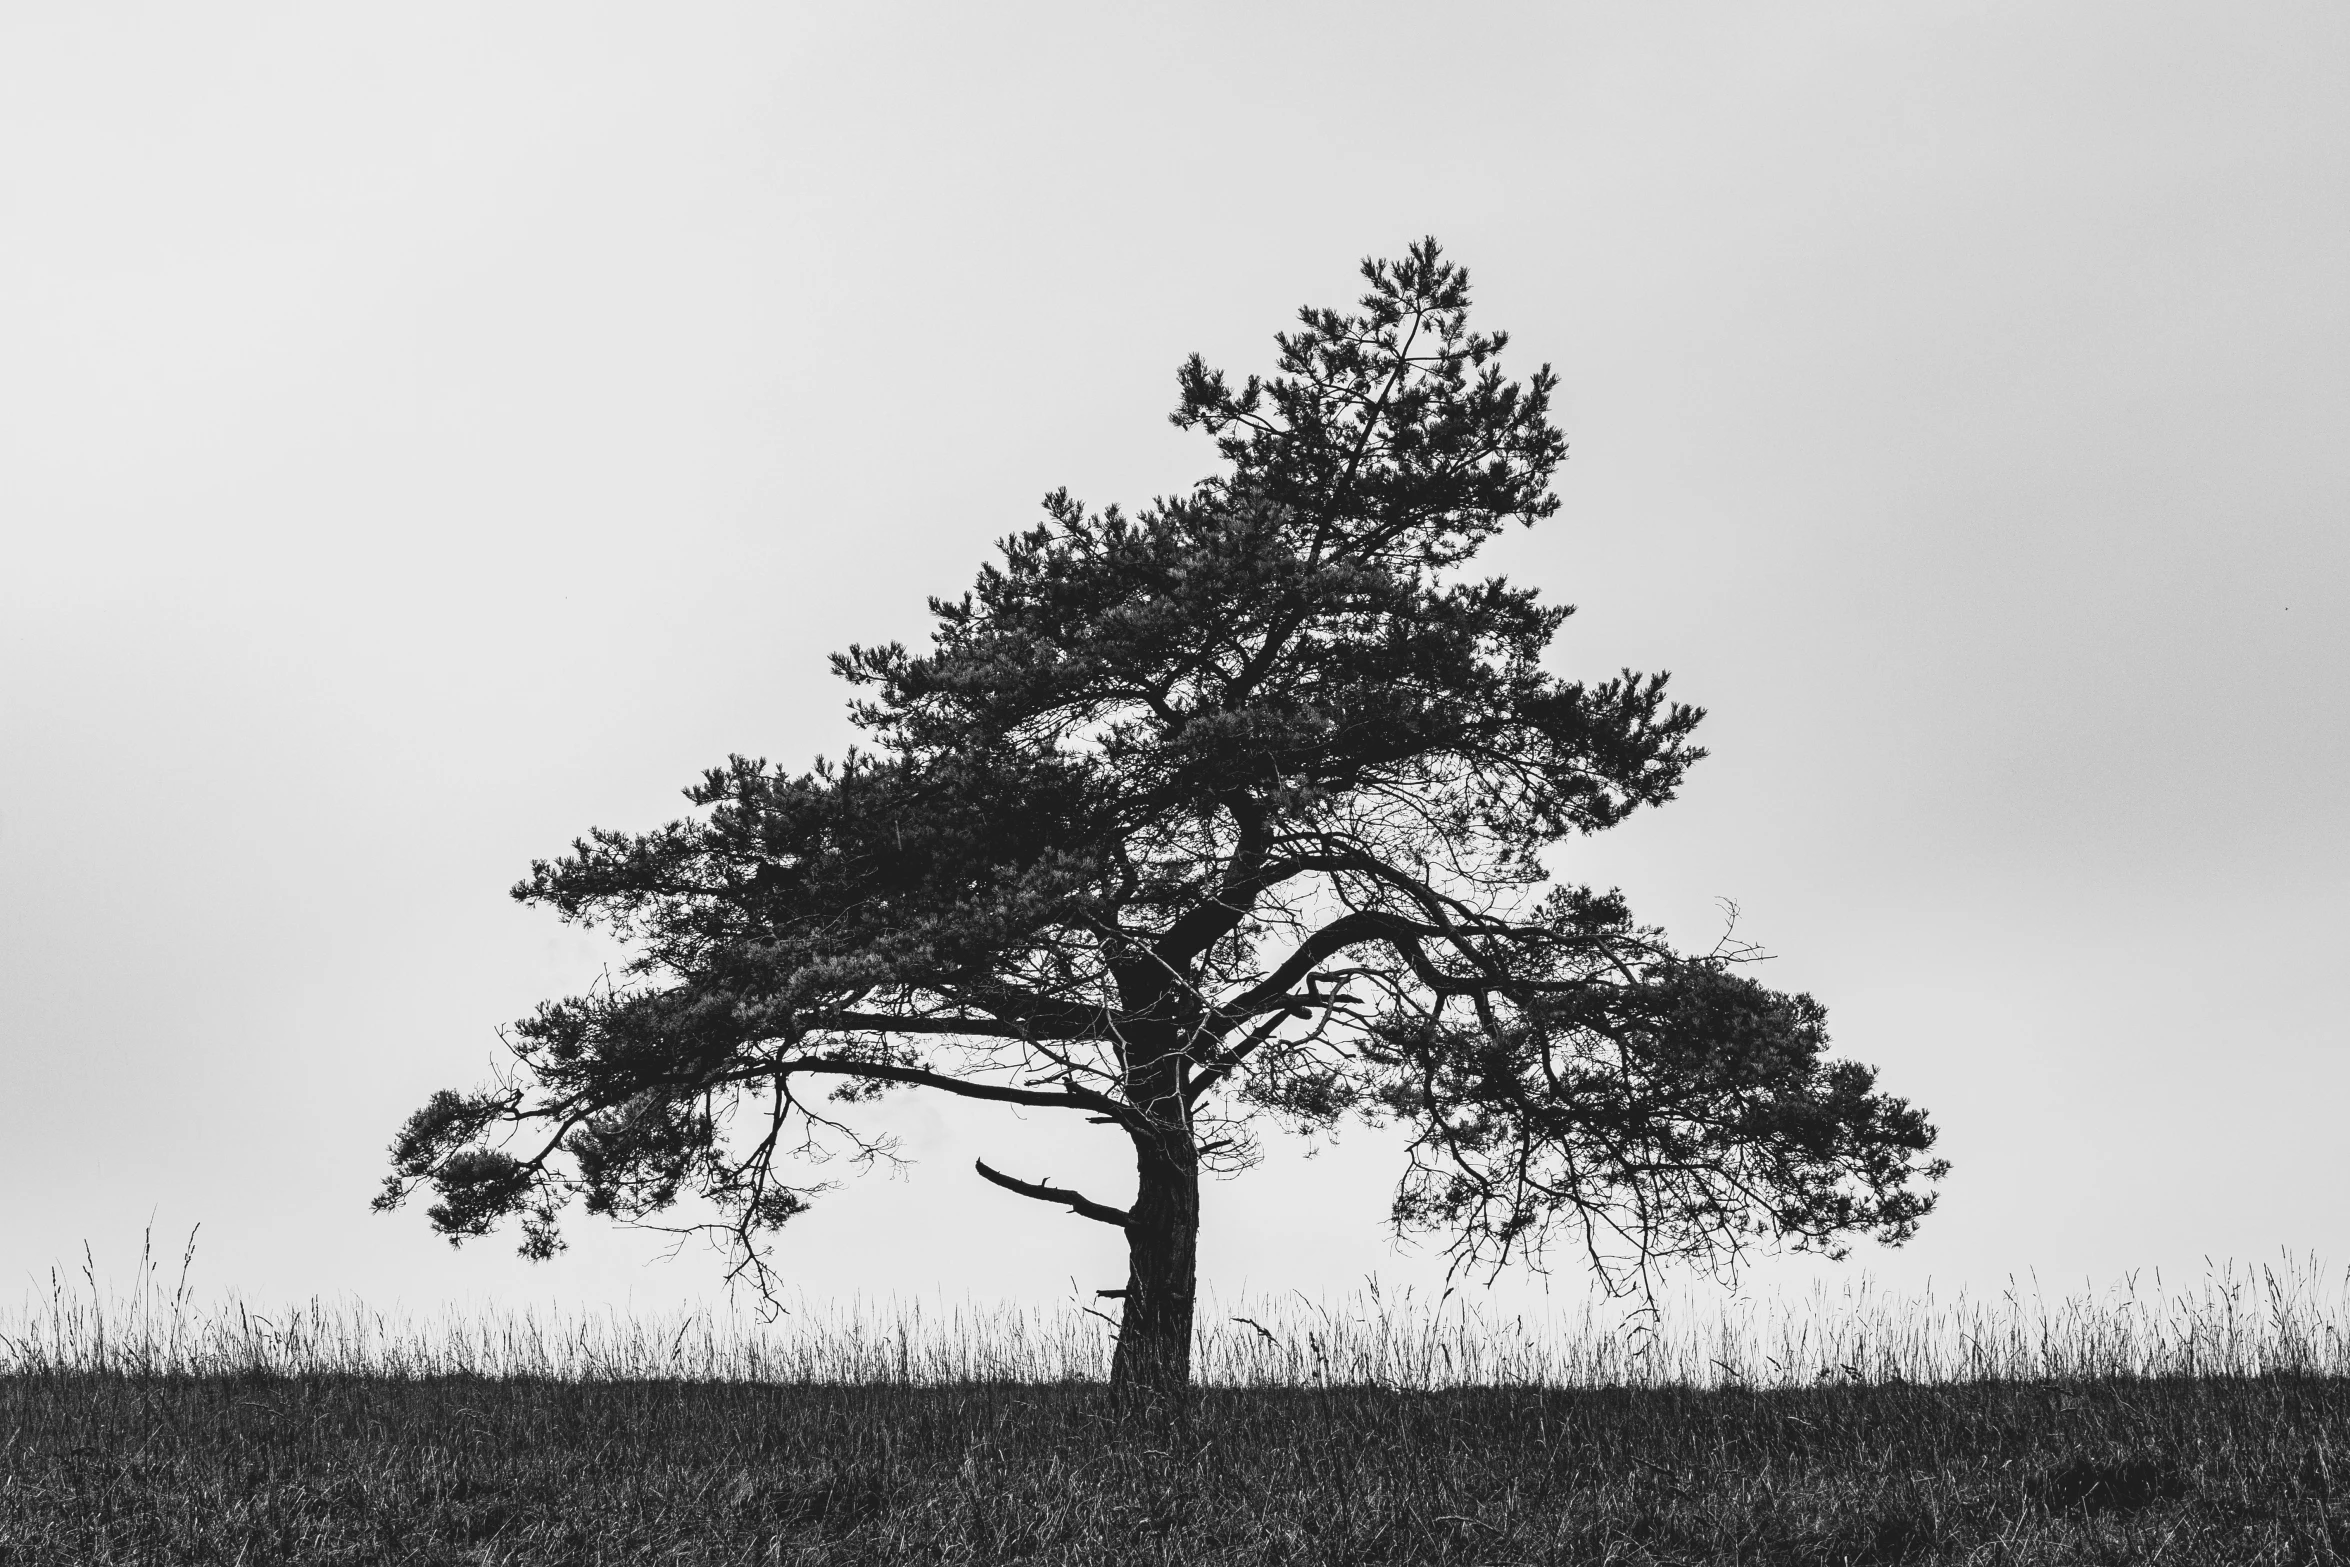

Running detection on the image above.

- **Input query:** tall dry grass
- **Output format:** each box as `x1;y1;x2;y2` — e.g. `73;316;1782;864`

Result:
7;1229;2344;1389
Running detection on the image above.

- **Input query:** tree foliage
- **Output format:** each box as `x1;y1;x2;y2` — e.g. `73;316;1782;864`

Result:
378;239;1945;1334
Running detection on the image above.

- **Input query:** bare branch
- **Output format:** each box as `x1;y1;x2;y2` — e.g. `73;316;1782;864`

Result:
973;1159;1131;1228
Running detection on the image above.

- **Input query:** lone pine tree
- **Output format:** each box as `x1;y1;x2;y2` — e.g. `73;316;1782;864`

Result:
377;240;1946;1401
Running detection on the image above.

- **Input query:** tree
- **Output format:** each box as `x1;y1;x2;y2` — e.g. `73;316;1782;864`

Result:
376;240;1947;1403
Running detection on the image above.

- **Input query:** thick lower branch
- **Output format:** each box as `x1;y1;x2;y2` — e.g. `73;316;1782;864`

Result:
781;1056;1147;1132
1185;1008;1295;1104
819;1010;1106;1041
973;1159;1131;1228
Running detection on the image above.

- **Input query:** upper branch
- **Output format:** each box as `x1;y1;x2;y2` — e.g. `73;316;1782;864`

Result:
1208;908;1447;1029
1149;799;1276;969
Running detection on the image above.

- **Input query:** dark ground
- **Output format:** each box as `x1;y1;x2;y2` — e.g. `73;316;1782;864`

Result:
0;1372;2341;1564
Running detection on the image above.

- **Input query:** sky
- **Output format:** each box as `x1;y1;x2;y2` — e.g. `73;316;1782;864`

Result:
2;2;2344;1326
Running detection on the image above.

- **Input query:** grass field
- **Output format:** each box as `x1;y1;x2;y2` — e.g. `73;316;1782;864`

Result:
4;1247;2347;1564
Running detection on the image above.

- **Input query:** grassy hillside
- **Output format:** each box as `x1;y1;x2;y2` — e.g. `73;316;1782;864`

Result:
3;1371;2344;1564
4;1250;2346;1562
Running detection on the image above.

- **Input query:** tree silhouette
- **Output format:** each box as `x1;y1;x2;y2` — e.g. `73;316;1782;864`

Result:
376;240;1947;1401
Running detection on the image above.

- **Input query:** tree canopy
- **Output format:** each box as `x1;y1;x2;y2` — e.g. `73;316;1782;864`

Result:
376;239;1947;1397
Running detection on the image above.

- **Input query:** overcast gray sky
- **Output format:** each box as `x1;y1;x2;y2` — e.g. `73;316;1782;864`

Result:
4;2;2344;1322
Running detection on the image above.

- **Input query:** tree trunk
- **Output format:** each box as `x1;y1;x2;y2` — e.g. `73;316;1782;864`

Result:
1108;1125;1199;1405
